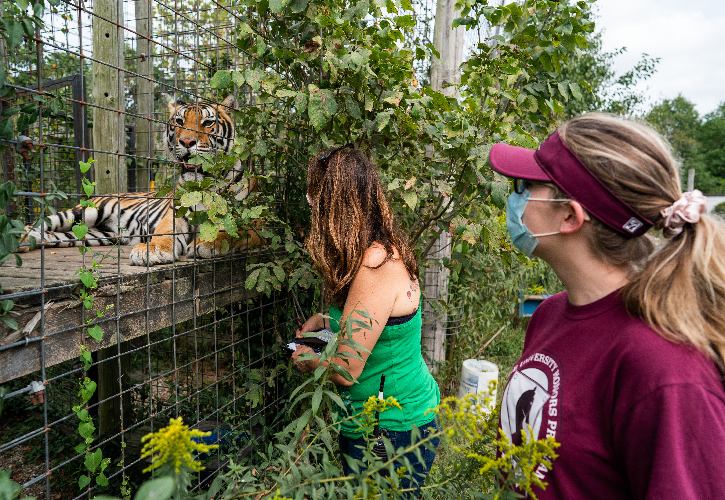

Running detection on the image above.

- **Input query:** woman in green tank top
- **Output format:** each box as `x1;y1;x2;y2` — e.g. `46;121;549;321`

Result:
291;144;441;492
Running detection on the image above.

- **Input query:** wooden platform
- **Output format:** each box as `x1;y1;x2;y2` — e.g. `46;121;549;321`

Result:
0;246;265;383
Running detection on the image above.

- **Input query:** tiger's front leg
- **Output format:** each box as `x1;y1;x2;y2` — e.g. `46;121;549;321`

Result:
17;204;116;251
188;227;262;259
129;216;191;266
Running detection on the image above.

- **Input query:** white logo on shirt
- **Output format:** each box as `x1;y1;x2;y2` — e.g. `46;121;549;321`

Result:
501;352;561;482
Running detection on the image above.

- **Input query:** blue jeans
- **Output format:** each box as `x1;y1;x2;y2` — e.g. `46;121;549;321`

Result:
338;419;440;496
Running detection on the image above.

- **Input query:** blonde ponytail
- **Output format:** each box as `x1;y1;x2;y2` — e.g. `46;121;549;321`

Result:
559;113;725;370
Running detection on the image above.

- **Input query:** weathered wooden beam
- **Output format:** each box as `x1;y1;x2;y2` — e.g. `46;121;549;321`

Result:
0;259;262;383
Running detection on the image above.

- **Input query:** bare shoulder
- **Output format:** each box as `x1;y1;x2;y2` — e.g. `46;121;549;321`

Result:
352;243;419;317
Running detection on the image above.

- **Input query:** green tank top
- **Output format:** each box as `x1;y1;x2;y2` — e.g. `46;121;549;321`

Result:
329;303;440;438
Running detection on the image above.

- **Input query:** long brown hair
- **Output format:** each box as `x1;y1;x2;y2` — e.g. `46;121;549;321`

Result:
306;145;418;306
559;113;725;370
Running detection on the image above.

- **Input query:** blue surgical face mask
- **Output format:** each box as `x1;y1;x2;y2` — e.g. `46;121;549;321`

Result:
506;188;565;257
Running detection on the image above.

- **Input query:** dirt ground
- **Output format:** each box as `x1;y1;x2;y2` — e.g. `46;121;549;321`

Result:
0;444;58;500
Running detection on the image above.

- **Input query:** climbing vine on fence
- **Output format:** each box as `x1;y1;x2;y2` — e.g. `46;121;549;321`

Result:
69;158;115;491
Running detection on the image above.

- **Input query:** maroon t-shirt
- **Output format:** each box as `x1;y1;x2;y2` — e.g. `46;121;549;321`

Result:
499;290;725;499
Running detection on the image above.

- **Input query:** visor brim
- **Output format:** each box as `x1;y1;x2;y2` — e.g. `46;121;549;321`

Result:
489;143;551;182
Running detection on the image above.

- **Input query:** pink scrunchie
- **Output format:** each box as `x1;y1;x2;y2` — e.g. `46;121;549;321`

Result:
660;189;707;238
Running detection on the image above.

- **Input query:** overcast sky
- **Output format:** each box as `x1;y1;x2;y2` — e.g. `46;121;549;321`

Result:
596;0;725;116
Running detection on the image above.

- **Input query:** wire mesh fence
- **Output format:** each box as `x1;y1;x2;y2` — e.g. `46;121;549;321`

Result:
0;0;481;496
0;0;309;498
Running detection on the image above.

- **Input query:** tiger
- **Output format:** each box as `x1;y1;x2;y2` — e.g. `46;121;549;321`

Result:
19;94;261;266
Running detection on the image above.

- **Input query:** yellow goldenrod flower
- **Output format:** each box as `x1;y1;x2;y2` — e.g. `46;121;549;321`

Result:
140;417;218;474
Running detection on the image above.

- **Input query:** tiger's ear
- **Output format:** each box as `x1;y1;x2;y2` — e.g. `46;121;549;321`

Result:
168;99;186;116
220;95;238;111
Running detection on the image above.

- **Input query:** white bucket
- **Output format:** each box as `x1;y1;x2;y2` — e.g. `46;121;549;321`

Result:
457;359;499;412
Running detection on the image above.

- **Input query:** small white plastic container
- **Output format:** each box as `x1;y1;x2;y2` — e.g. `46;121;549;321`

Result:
457;359;499;413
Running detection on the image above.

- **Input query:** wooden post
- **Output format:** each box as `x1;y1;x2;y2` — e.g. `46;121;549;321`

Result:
430;0;466;100
422;0;465;372
92;0;127;194
688;168;695;192
134;0;152;191
0;0;7;66
92;0;131;436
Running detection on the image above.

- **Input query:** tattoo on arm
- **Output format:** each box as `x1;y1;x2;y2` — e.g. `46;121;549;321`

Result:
407;279;419;299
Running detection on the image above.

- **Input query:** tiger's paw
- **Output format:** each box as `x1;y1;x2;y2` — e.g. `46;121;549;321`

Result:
188;238;231;259
17;225;39;253
130;241;177;266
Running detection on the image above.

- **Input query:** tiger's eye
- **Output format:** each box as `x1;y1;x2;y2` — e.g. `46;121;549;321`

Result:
175;118;184;126
202;120;215;128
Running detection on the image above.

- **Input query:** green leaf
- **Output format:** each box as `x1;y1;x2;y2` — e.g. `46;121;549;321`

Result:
276;89;298;99
2;316;18;330
376;110;393;131
82;181;94;197
349;48;371;68
79;159;94;173
238;22;254;35
557;82;570;102
272;264;285;283
295;92;308;114
87;324;103;342
72;224;88;241
16;0;30;11
569;82;583;100
84;448;102;473
180;191;202;207
353;0;368;17
401;190;417;210
78;475;91;489
210;70;232;90
199;221;219;242
345;95;361;120
4;19;25;49
81;350;92;370
79;270;96;288
133;476;175;500
21;18;35;38
244;68;265;91
311;385;323;414
223;213;238;237
0;119;13;139
231;71;245;88
307;87;338;131
78;420;95;439
491;175;508;209
269;0;289;13
289;0;307;12
245;268;261;290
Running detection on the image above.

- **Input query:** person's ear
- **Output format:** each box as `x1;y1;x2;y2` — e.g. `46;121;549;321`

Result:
560;200;590;234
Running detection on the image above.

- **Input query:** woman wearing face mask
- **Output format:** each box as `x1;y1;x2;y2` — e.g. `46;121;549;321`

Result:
489;114;725;499
292;144;440;492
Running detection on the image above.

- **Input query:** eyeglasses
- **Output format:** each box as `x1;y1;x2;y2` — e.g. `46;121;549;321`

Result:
513;178;529;194
318;143;354;169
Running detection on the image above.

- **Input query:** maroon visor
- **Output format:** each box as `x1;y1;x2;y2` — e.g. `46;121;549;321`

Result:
489;131;652;237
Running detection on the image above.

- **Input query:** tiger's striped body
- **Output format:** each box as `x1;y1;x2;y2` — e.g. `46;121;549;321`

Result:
21;94;261;266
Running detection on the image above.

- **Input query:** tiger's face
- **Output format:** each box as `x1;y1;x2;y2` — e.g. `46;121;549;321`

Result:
165;94;237;180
